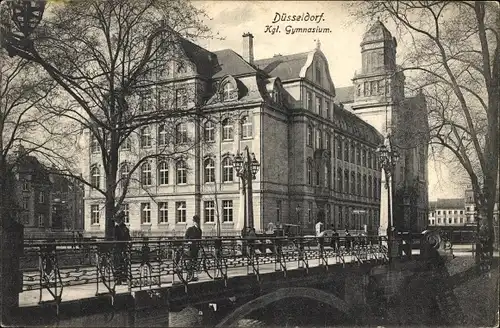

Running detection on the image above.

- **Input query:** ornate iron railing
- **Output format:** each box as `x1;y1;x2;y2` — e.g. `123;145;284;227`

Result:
20;236;388;312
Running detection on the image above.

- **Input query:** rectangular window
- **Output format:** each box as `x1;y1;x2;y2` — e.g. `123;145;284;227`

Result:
39;192;44;203
316;96;322;116
175;88;187;108
242;117;253;139
23;198;29;210
222;200;233;222
38;214;44;227
22;182;29;191
204;121;215;142
326;101;331;120
204;201;215;223
91;205;100;225
158;202;168;224
121;204;129;224
176;201;187;223
141;203;151;224
306;91;312;110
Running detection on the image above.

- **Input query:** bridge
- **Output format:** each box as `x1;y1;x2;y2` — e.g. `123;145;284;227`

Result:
5;234;500;327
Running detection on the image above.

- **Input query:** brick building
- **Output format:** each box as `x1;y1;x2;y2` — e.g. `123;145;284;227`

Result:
83;29;386;237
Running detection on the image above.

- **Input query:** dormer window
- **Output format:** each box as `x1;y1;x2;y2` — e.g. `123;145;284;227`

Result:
221;82;236;101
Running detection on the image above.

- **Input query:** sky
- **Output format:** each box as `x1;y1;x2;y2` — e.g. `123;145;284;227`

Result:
193;0;466;201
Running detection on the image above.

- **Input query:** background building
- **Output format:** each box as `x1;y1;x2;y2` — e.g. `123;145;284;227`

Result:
12;149;52;237
83;29;385;237
8;146;84;238
335;20;429;233
428;198;467;227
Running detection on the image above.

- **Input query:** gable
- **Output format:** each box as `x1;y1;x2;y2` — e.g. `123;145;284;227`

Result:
302;52;335;95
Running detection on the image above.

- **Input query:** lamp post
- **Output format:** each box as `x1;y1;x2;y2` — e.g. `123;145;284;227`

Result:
233;146;260;234
376;134;400;262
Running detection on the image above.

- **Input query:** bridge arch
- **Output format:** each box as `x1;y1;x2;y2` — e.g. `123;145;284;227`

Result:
216;287;350;327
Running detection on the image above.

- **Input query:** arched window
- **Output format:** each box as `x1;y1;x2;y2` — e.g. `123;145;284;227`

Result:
316;129;322;149
344;141;349;162
175;123;188;144
204;158;215;183
336;138;342;159
363;174;367;197
158;161;169;185
272;86;281;104
222;157;233;182
204;120;215;142
90;134;99;153
91;166;100;189
141;162;152;186
325;132;331;150
241;116;253;139
307;158;313;185
356;147;361;165
176;160;187;184
158;123;168;146
368;176;372;198
350;143;355;164
120;163;129;189
140;126;152;148
357;172;361;195
344;169;349;193
221;82;235;101
351;171;356;194
368;151;372;169
362;149;367;167
222;119;233;141
337;167;342;191
373;177;378;199
325;162;330;188
307;125;313;146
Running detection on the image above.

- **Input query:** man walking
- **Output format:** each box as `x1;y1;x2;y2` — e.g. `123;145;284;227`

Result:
185;215;202;281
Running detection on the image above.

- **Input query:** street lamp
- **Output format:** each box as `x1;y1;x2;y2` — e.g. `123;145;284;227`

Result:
1;0;47;56
376;134;400;261
233;146;260;234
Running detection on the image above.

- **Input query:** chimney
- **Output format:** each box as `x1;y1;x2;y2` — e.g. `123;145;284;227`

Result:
242;32;254;64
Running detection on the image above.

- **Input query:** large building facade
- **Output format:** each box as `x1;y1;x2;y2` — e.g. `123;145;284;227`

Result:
335;21;429;233
83;30;385;237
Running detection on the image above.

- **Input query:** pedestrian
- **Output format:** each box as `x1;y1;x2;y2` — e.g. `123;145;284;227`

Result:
345;229;352;251
184;215;202;281
331;227;339;252
113;211;130;285
315;217;325;252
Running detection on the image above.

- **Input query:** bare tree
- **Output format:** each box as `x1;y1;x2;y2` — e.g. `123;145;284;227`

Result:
346;1;499;255
0;45;74;228
1;0;214;238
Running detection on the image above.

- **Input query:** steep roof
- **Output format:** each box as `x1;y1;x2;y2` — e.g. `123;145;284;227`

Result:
333;103;383;144
362;20;393;44
211;49;258;78
179;38;219;77
254;52;310;81
431;198;465;209
335;86;355;104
